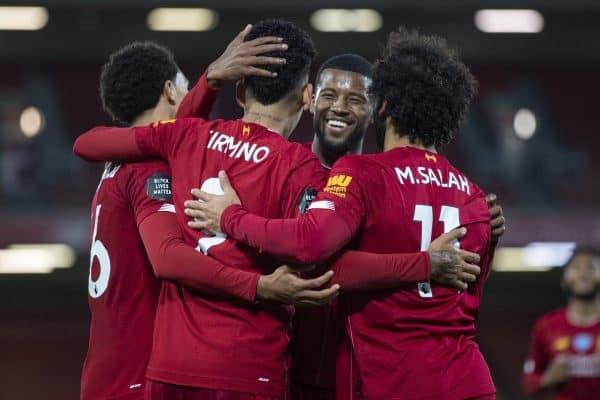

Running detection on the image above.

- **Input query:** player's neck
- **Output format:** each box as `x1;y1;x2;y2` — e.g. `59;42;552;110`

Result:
311;136;363;168
242;105;291;137
567;296;600;326
384;128;426;152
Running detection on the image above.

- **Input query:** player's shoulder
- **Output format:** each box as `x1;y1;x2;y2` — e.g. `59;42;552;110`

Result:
535;307;567;329
120;159;171;177
278;140;322;167
332;153;378;171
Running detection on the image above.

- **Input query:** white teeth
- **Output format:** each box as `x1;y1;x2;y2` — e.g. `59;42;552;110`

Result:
327;120;348;128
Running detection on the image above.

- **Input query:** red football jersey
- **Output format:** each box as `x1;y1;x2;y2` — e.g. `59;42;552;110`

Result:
131;118;326;397
218;146;495;399
290;142;336;394
522;308;600;399
315;148;495;400
81;161;174;400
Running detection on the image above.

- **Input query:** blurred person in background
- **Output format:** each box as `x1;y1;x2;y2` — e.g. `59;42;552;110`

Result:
522;246;600;399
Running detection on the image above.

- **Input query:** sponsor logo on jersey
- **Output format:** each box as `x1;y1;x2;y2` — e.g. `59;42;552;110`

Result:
573;333;594;353
146;173;173;201
553;336;570;352
323;175;352;198
207;130;270;164
394;166;470;195
425;153;437;162
152;119;176;127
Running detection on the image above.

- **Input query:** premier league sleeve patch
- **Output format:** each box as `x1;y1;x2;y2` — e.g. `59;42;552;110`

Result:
146;173;173;201
298;188;318;214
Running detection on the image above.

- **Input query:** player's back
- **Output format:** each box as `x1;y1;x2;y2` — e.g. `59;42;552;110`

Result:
142;118;326;397
81;161;168;400
338;147;494;400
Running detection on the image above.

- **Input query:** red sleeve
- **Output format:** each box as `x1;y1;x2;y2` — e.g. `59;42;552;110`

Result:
73;119;199;163
121;162;175;226
175;69;219;119
73;126;145;161
139;212;260;302
329;250;430;292
221;157;367;264
522;318;550;394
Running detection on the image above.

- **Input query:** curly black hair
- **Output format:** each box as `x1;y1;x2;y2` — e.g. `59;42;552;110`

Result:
99;41;179;125
316;53;372;84
244;19;316;105
370;27;477;148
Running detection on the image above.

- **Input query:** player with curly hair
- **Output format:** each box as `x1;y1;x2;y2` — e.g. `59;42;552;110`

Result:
187;27;497;400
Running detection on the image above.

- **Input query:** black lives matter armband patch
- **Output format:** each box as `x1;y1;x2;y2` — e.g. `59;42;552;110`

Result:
298;188;318;214
146;173;173;201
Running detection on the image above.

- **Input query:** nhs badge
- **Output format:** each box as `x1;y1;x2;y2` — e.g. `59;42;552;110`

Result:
573;333;594;353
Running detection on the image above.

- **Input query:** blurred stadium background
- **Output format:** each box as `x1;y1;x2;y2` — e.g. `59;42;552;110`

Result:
1;1;599;398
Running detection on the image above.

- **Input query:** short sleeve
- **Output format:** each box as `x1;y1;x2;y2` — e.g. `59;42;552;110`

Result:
133;118;206;162
121;162;176;226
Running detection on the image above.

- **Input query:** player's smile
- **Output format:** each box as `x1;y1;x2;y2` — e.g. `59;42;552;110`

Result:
323;114;355;139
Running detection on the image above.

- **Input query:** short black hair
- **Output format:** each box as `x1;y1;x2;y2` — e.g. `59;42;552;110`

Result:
316;53;372;84
100;41;179;125
563;245;600;269
244;19;316;105
370;27;477;148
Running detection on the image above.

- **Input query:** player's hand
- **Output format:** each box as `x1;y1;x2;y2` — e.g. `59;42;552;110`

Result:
184;170;240;233
486;193;506;242
256;265;340;306
540;354;571;388
206;24;287;89
428;227;481;291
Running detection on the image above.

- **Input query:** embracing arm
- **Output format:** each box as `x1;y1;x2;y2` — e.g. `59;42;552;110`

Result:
139;212;260;302
175;69;218;120
222;204;356;265
73;126;145;162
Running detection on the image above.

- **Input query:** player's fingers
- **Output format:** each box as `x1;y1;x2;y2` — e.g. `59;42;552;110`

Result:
491;215;505;229
187;219;207;230
300;271;334;289
489;205;503;220
492;226;506;238
184;199;203;210
457;249;480;264
245;43;288;56
452;280;468;291
458;271;477;283
461;262;481;277
242;66;278;78
243;36;285;48
301;285;340;303
217;170;236;195
188;188;203;200
246;56;286;66
183;207;205;219
485;193;497;207
436;227;467;245
232;24;253;44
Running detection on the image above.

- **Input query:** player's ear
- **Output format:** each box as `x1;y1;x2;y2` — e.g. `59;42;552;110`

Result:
235;80;246;109
309;90;316;114
302;83;313;112
377;99;388;117
163;80;177;105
